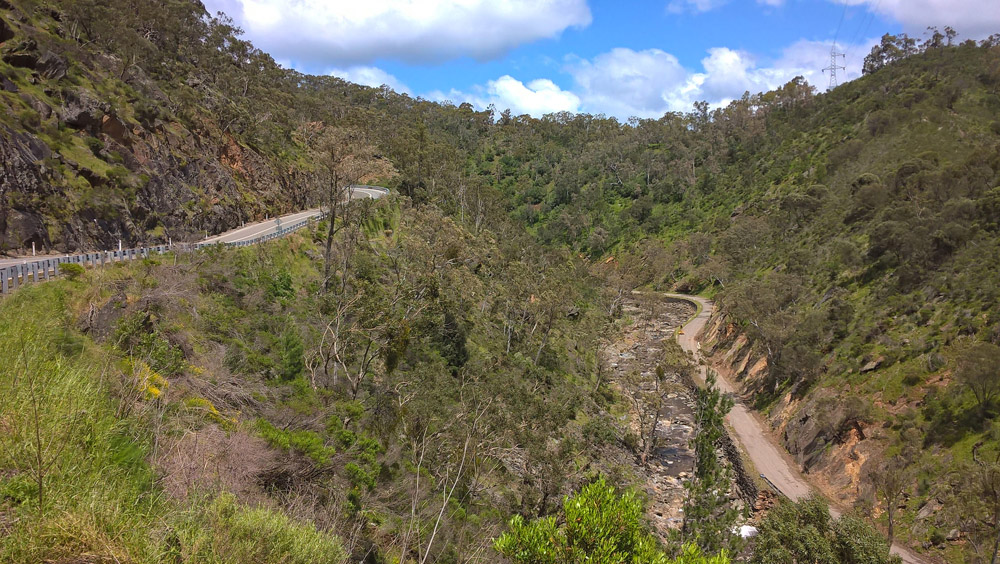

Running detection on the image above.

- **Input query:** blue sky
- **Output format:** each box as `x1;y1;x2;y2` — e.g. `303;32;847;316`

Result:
202;0;999;119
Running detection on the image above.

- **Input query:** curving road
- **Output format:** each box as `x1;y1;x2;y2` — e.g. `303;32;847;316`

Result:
667;293;931;564
0;185;388;267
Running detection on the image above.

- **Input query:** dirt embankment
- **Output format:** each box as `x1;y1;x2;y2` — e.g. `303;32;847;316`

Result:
697;312;883;508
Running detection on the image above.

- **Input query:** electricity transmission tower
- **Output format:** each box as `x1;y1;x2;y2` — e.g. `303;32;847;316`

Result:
823;44;846;89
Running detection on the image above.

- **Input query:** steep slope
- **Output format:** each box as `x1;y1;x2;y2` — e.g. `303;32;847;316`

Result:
2;0;999;559
477;36;1000;559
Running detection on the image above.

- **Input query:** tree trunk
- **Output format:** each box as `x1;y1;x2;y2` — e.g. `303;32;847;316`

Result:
887;506;895;546
323;174;339;290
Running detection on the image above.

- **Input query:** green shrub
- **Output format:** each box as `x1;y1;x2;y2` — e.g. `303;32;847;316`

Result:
179;493;346;564
60;262;85;281
280;328;304;381
750;496;897;564
84;136;104;156
494;477;730;564
256;419;334;464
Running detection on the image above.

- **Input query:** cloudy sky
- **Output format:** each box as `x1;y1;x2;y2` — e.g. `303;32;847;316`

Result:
203;0;1000;120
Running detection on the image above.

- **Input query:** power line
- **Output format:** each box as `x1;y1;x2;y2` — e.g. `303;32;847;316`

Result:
845;0;883;61
832;0;849;45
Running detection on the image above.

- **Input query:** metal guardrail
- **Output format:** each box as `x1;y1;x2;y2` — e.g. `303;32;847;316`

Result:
0;184;389;296
759;473;788;498
1;212;328;296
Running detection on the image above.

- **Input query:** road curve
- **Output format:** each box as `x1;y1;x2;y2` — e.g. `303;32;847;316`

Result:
200;185;389;245
0;185;389;267
666;293;932;564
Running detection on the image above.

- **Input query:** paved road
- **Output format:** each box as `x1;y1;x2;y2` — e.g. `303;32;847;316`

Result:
0;185;388;267
667;293;932;564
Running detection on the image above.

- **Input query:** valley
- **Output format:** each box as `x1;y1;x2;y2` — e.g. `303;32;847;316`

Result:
1;0;999;562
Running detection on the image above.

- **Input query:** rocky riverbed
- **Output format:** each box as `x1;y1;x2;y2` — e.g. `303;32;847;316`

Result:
602;294;698;542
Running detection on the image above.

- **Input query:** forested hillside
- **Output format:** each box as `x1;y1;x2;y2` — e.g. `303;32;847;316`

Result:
470;33;1000;559
2;0;1000;561
472;33;1000;560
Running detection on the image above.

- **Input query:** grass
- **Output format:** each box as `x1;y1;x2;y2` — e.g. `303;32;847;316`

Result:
0;281;348;563
0;283;162;562
175;493;346;564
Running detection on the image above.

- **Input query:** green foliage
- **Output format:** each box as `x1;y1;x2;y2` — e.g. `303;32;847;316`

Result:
256;419;335;464
955;341;1000;419
0;284;162;562
280;327;305;381
60;262;85;281
112;311;186;376
495;477;730;564
177;493;346;564
750;496;898;564
683;372;738;553
84;136;104;156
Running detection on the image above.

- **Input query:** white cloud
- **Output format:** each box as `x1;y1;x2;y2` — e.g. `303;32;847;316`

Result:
436;37;878;121
328;66;410;94
203;0;592;66
834;0;1000;39
666;0;727;14
667;0;783;13
566;48;687;118
559;39;875;119
431;76;580;117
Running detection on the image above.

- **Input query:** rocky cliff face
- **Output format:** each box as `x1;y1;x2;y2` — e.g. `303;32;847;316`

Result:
0;4;309;254
699;312;887;507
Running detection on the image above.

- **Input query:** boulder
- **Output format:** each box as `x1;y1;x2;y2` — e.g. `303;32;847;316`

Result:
947;529;961;541
0;75;16;92
59;92;105;134
36;51;67;80
916;498;943;520
0;128;51;252
1;38;37;69
0;16;14;43
101;114;129;145
860;356;885;373
2;51;36;69
25;95;51;120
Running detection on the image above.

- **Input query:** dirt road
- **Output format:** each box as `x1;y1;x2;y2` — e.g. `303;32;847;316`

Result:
666;293;932;564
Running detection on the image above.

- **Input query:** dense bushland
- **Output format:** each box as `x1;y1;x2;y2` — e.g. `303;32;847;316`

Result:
2;0;999;559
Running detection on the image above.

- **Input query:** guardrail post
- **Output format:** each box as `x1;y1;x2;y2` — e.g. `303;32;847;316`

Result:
1;268;7;294
11;265;20;289
29;262;38;283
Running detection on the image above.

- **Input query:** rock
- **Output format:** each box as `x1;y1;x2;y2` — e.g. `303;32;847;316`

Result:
0;16;14;43
36;51;67;80
860;356;885;373
0;75;16;92
916;498;943;520
2;51;37;68
101;114;130;145
60;92;105;134
23;95;51;120
1;37;37;69
947;529;961;541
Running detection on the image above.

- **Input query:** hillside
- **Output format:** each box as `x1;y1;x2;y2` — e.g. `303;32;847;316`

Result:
473;34;1000;560
2;0;999;561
